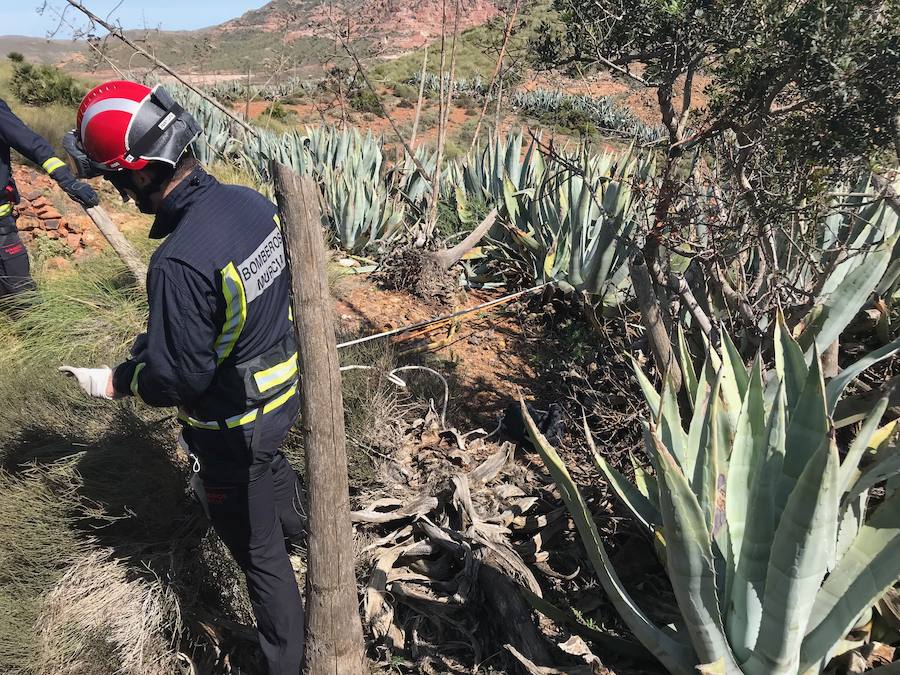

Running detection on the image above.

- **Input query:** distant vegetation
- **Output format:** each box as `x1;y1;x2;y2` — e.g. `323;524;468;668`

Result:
0;58;77;161
9;57;85;107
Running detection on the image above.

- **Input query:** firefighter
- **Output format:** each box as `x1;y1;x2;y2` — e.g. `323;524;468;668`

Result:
0;98;98;296
57;81;305;675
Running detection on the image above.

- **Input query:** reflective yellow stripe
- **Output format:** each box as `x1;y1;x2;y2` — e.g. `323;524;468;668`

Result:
177;412;220;430
213;263;246;364
288;305;293;322
42;157;66;174
181;383;298;431
254;352;298;393
0;203;11;217
263;382;298;414
273;213;281;227
130;362;145;400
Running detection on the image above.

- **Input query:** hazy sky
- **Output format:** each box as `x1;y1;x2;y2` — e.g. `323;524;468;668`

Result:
5;1;267;38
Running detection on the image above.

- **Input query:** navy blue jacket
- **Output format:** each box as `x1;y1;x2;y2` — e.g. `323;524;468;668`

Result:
0;98;68;204
113;166;298;453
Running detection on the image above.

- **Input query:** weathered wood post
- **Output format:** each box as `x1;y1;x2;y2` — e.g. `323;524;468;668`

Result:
271;162;367;675
84;205;147;288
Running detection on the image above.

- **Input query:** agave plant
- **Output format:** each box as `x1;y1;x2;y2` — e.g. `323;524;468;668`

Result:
453;133;652;302
527;316;900;674
510;88;667;143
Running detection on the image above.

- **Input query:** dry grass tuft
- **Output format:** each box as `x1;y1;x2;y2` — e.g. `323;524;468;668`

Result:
36;550;183;675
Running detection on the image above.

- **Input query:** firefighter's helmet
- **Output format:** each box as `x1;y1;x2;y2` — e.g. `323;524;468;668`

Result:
75;80;200;173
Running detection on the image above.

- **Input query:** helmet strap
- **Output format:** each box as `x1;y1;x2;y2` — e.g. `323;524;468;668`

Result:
106;163;175;214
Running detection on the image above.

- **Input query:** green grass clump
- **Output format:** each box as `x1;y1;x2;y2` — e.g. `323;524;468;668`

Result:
0;461;88;673
0;251;147;445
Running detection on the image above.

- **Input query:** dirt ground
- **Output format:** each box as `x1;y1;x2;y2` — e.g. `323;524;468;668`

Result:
334;274;540;427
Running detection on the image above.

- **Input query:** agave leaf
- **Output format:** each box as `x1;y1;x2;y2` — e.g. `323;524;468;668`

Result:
742;438;839;675
834;490;867;568
631;451;658;506
658;380;688;468
690;372;724;530
800;233;899;354
838;397;890;494
845;441;900;503
631;359;660;419
726;358;766;565
653;433;739;669
589;435;662;531
774;311;808;411
826;333;900;413
717;332;747;436
799;489;900;672
522;400;698;675
677;324;699;405
728;379;787;662
779;353;828;509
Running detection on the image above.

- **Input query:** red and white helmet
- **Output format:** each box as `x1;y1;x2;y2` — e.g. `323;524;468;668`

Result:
75;80;200;172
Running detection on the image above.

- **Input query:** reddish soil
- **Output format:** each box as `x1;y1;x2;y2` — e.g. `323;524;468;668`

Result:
333;274;538;426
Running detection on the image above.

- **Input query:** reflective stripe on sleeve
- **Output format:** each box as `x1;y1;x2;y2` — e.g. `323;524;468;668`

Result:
177;412;220;430
213;262;247;364
42;157;66;174
130;362;146;400
0;203;11;217
254;352;298;393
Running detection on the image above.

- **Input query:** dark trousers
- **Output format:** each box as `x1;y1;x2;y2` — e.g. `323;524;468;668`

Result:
202;451;306;675
0;216;35;298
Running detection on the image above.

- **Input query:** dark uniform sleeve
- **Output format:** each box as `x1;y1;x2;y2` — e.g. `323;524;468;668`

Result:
113;261;219;407
0;98;67;176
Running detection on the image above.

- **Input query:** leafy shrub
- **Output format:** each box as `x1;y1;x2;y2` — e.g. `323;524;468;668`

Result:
7;52;24;63
391;82;418;102
349;89;384;117
262;101;294;122
10;61;85;107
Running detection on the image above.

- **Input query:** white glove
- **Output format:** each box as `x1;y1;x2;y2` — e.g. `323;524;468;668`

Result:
58;365;114;399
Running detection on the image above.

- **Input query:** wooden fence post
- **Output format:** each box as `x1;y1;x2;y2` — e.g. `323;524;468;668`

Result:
84;205;147;288
271;162;367;675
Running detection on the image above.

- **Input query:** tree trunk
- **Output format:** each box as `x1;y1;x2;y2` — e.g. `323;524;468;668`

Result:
630;254;682;393
84;205;147;288
271;162;367;675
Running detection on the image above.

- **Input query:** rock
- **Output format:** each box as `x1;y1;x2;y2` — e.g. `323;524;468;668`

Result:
24;189;44;201
19;231;33;243
46;229;59;239
16;216;40;231
67;219;83;234
46;256;71;271
44;218;60;230
81;230;102;249
66;233;82;250
37;207;63;220
30;196;49;209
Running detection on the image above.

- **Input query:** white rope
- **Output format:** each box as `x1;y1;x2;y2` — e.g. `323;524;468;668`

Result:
339;364;450;428
336;281;552;350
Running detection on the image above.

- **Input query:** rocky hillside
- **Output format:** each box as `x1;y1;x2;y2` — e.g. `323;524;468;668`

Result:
0;0;501;75
218;0;500;49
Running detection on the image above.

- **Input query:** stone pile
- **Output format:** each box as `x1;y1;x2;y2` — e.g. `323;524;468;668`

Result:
10;166;104;258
